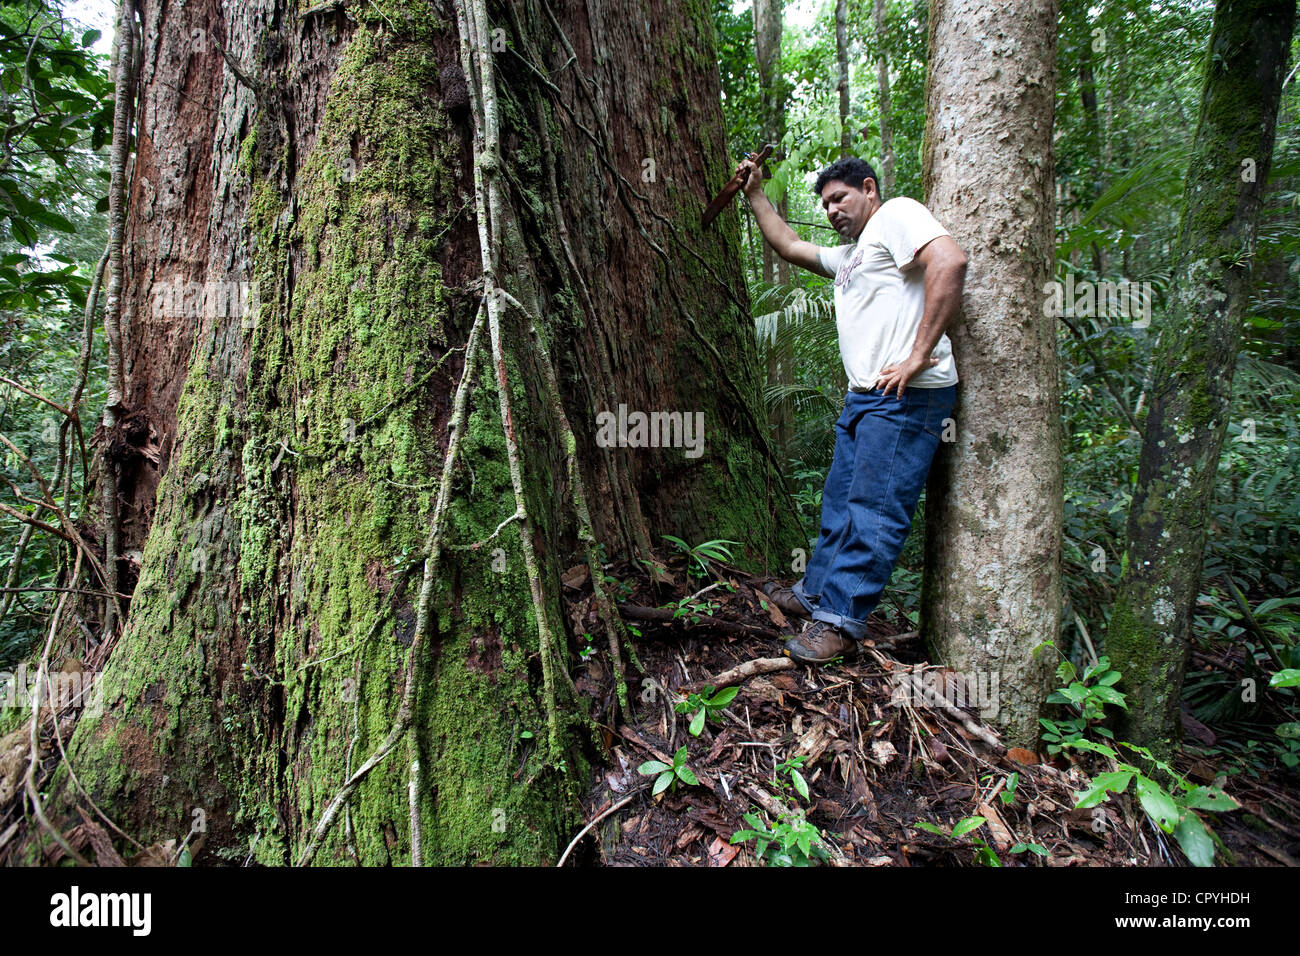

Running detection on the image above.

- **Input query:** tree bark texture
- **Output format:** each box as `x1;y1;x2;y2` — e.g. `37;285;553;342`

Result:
920;0;1062;746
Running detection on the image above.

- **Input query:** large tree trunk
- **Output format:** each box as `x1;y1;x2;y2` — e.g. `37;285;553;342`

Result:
920;0;1062;746
42;0;799;865
1106;0;1295;756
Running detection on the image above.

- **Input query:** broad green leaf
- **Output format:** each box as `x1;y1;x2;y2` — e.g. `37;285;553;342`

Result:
710;686;739;707
913;821;946;836
1073;771;1133;808
676;765;699;786
974;846;1002;867
1269;669;1300;688
1062;738;1118;759
1181;786;1239;811
652;771;673;796
1172;811;1215;867
638;760;671;775
1091;685;1129;708
1135;776;1180;833
689;708;706;736
952;816;987;838
791;768;809;801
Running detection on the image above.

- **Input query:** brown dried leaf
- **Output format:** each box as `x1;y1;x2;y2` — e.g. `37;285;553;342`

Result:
707;836;739;867
561;564;590;590
1007;747;1040;766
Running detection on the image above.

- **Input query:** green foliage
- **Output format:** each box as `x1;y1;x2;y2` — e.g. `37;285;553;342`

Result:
662;594;721;626
913;816;1001;867
0;0;112;310
1036;647;1240;866
0;0;110;666
638;746;699;796
1034;642;1127;753
730;807;830;867
673;684;738;737
660;534;738;580
1065;738;1238;867
772;753;810;802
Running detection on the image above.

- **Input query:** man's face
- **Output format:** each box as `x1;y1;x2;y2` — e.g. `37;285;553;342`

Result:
820;178;877;240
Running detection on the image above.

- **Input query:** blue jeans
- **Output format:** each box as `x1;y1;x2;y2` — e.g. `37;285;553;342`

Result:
792;385;956;640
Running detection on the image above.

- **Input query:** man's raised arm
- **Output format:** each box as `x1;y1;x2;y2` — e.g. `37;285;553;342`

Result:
736;156;830;278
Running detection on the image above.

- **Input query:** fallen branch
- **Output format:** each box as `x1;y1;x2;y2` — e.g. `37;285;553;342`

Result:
692;656;794;691
620;604;784;642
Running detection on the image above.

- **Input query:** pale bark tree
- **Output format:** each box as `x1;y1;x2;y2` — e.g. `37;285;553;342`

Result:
1107;0;1296;756
753;0;788;286
920;0;1062;745
871;0;895;195
836;0;850;158
32;0;799;865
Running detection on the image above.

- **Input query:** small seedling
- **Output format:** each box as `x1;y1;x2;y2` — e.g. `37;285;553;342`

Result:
731;807;830;867
774;754;811;802
674;684;738;736
914;816;1000;867
1034;642;1127;754
639;746;699;796
1010;841;1049;857
663;595;719;625
661;535;739;580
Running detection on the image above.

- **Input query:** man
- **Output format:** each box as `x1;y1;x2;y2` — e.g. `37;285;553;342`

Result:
738;155;968;664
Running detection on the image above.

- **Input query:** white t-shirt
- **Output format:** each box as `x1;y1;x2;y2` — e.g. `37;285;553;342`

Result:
816;196;959;390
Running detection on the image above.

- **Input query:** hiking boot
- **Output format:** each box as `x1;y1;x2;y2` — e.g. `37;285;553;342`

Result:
762;581;811;619
783;620;857;665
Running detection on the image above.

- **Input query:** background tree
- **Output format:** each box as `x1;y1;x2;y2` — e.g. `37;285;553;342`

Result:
1106;0;1297;755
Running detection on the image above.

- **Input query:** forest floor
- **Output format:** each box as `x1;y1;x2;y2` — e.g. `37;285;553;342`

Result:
2;553;1297;867
564;555;1300;868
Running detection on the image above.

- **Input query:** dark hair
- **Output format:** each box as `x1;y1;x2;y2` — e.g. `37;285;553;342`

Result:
812;158;880;199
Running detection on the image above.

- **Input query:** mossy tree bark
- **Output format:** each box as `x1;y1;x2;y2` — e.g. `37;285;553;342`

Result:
41;0;799;865
919;0;1062;746
1106;0;1295;758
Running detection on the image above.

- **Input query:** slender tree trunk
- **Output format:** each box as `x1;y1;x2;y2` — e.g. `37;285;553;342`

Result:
836;0;851;158
1107;0;1295;757
872;0;895;196
920;0;1062;746
1072;0;1103;201
36;0;798;865
753;0;787;286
